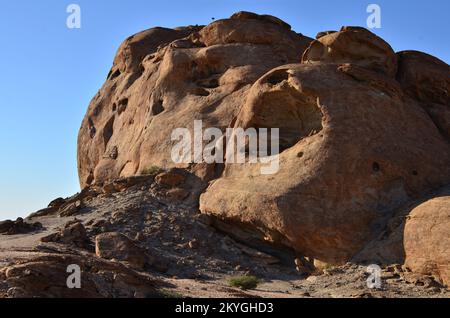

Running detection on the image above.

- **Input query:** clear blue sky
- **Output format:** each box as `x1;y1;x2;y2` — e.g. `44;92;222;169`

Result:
0;0;449;220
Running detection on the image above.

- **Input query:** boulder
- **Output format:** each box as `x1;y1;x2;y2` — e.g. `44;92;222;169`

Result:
40;221;90;248
396;50;450;141
397;50;450;106
59;200;83;217
302;26;398;77
95;232;147;270
3;254;161;298
404;196;450;286
0;218;42;235
155;169;186;187
198;12;310;59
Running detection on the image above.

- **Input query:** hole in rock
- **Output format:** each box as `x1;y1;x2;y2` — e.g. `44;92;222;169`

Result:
372;162;381;173
86;171;94;186
412;170;418;176
108;146;119;160
265;69;289;86
88;117;96;138
192;87;211;97
117;98;128;115
112;103;117;112
151;99;165;116
102;116;115;147
108;69;121;80
196;77;220;89
92;105;101;117
252;89;323;152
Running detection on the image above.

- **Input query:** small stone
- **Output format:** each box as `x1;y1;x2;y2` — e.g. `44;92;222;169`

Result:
59;200;83;217
188;239;199;249
294;258;303;267
306;276;318;283
135;232;145;241
155;169;186;187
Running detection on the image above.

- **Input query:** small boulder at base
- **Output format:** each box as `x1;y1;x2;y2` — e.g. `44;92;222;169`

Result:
404;196;450;287
95;232;147;270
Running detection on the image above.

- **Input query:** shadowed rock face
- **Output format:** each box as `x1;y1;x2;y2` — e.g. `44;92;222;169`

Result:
396;50;450;141
78;12;450;265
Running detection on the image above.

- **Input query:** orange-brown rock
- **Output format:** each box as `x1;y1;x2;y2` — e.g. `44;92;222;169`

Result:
397;50;450;106
77;12;450;267
404;196;450;286
396;50;450;141
200;62;450;263
77;12;312;188
302;26;398;77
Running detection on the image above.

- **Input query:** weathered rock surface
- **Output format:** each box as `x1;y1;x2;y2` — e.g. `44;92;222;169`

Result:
201;62;450;263
76;11;450;269
397;50;450;141
2;253;161;298
0;218;42;235
1;174;448;298
77;12;312;188
2;12;448;297
41;221;90;249
404;196;450;287
302;26;398;77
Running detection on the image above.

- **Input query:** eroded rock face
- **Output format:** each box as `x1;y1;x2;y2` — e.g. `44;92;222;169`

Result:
78;12;450;266
200;62;450;263
302;26;398;77
40;221;90;249
77;12;312;188
396;50;450;141
2;254;161;298
404;196;450;286
0;218;42;235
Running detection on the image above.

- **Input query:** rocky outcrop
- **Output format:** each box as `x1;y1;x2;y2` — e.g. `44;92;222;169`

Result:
396;50;450;141
95;232;148;270
0;218;42;235
1;253;161;298
41;221;90;249
302;26;398;77
75;12;450;271
200;62;450;263
77;12;312;188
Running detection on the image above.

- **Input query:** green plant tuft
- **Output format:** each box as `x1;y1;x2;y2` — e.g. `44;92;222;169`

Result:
157;289;184;299
140;165;163;176
229;275;261;290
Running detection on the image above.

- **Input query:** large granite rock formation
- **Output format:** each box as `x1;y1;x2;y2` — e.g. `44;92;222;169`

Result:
77;12;312;187
77;12;450;269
